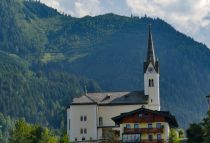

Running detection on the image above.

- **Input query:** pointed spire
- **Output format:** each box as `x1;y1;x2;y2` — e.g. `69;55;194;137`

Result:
147;24;156;64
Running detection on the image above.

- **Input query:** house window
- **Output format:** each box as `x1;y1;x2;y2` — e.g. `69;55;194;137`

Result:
157;134;162;140
156;123;161;128
148;134;153;141
149;79;154;87
148;123;152;128
138;113;143;118
80;116;83;121
99;117;103;126
80;128;83;134
84;128;87;134
134;124;139;128
126;124;131;128
84;115;87;121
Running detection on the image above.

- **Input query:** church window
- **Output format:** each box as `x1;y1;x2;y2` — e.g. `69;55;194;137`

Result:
126;124;131;128
80;116;83;121
84;115;87;121
99;117;103;126
149;79;154;87
80;128;83;134
84;128;87;134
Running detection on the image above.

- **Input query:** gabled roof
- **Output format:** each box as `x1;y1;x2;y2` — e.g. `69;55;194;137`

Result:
112;108;178;127
71;90;148;105
72;95;97;105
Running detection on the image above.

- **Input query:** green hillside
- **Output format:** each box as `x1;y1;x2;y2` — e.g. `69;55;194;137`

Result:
0;0;210;130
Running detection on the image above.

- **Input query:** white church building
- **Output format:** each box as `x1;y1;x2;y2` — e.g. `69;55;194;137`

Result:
67;25;161;142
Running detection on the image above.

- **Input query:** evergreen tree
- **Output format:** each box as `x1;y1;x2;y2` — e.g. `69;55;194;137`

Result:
202;111;210;143
187;123;203;143
187;111;210;143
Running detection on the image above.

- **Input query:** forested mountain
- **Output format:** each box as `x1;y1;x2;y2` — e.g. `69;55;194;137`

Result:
0;0;210;131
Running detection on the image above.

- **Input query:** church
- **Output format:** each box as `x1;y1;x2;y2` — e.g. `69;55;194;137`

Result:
67;25;177;142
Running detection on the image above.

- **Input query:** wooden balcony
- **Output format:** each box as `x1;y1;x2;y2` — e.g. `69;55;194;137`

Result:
141;139;164;143
122;139;164;143
124;127;164;134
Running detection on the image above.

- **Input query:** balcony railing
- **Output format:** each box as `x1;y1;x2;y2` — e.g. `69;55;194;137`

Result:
122;138;164;143
124;127;164;134
141;139;164;143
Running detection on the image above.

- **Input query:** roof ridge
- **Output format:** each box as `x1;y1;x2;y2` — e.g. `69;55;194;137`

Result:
86;94;97;103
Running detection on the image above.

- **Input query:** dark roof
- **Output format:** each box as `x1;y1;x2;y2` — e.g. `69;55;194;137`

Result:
112;108;178;128
147;25;156;65
71;90;148;105
144;25;159;73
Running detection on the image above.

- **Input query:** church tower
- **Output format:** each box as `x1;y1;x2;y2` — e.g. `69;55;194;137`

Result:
144;25;160;111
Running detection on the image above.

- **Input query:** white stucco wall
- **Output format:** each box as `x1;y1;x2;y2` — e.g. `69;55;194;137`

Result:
164;123;170;141
67;104;97;142
98;105;148;127
144;63;160;111
67;107;71;139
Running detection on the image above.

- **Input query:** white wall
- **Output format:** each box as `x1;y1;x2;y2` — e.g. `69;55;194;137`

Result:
67;107;71;139
98;105;148;127
164;123;170;141
67;104;97;142
144;63;160;111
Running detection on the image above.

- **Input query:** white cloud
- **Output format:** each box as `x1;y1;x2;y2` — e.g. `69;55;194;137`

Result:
126;0;210;47
73;0;101;17
40;0;210;48
40;0;102;17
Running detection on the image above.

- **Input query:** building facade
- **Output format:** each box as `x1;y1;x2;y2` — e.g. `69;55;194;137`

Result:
67;25;163;142
112;108;178;143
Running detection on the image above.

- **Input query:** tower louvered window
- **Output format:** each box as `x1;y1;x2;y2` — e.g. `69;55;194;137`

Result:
149;79;154;87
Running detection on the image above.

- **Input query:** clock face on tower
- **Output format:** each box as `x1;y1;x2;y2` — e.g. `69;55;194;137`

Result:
148;67;154;73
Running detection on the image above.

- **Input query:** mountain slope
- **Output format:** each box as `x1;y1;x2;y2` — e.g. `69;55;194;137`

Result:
0;0;210;129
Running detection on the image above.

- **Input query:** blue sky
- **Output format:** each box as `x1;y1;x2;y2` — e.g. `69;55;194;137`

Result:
40;0;210;48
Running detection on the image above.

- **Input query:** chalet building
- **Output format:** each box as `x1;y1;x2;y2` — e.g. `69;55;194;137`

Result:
66;25;177;142
112;108;178;143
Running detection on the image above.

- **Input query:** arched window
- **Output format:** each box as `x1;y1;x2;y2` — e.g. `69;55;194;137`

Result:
99;117;103;126
149;79;154;87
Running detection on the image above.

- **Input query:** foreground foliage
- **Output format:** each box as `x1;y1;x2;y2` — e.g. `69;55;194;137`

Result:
9;119;69;143
187;111;210;143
